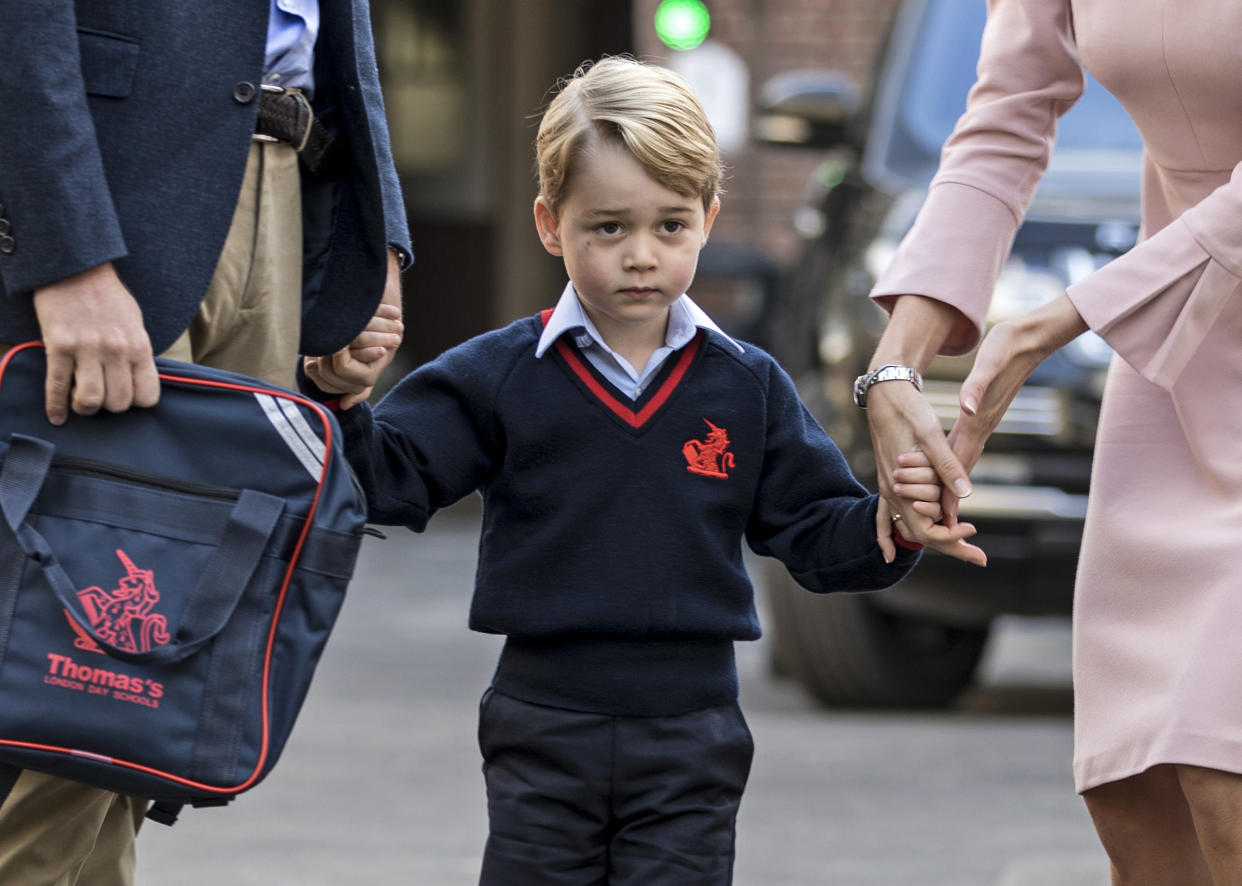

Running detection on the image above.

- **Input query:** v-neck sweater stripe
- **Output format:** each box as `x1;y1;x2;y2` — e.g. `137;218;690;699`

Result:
551;330;702;430
334;312;919;715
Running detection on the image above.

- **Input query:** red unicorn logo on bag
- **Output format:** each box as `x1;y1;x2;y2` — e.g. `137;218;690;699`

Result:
682;418;736;479
65;549;172;654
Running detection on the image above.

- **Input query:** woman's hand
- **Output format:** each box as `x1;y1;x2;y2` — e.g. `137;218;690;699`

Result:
868;383;986;564
877;448;979;564
949;293;1089;477
865;295;985;565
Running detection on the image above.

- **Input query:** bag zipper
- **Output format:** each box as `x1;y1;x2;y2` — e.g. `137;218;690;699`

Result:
50;455;241;502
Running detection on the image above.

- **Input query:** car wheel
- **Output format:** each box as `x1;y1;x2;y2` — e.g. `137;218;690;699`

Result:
762;561;989;708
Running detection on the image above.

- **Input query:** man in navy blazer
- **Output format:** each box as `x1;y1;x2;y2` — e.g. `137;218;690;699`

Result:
0;0;410;417
0;1;410;883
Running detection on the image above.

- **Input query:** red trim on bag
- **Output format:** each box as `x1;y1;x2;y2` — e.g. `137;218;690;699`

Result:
0;343;336;797
0;340;41;379
71;749;115;763
157;371;334;795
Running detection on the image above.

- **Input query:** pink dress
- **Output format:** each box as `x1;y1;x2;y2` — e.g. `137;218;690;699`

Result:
871;0;1242;793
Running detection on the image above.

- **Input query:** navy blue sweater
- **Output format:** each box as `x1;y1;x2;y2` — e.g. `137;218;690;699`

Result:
333;313;919;715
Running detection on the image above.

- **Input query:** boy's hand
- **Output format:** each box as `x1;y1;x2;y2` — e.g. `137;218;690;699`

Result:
304;258;404;408
892;450;949;521
876;449;984;565
304;300;403;407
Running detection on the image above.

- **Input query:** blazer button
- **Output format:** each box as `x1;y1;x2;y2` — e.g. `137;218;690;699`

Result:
232;81;257;104
0;235;15;255
0;219;9;235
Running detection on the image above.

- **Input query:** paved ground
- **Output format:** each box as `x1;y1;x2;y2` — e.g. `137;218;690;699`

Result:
137;500;1109;885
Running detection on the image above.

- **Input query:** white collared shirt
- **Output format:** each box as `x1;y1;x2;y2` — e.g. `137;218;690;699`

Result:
535;282;744;399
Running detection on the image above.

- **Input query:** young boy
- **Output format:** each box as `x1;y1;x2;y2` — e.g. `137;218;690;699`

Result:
305;56;925;885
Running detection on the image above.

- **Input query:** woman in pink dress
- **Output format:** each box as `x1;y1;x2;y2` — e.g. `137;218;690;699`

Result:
864;1;1242;882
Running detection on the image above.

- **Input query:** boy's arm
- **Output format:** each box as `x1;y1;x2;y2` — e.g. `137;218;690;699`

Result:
307;332;508;529
745;359;924;594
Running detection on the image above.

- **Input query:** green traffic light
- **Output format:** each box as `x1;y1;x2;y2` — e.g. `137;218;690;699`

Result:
654;0;711;51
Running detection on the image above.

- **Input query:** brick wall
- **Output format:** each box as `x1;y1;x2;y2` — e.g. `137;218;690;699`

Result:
633;0;900;265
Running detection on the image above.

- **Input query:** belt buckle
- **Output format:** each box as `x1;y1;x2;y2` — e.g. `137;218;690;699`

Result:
258;83;314;153
254;83;284;144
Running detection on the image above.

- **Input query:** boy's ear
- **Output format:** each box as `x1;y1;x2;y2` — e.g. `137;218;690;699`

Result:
700;197;721;247
533;196;563;256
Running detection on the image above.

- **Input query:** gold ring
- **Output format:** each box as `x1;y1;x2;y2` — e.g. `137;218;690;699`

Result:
891;514;903;524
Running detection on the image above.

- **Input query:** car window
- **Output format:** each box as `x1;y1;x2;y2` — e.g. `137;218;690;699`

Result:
888;0;1141;181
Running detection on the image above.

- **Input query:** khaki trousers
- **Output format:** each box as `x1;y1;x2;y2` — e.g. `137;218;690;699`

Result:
0;141;303;886
161;140;303;389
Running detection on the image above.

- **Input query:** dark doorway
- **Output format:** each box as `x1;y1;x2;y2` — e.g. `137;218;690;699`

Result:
373;0;634;374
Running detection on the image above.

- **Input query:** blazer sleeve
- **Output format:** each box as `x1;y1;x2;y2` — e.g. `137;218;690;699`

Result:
0;3;128;296
868;0;1085;355
350;0;411;264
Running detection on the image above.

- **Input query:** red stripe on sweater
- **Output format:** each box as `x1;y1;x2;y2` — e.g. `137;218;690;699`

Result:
553;333;702;429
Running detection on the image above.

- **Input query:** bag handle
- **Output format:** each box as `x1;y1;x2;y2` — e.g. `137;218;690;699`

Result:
0;434;285;665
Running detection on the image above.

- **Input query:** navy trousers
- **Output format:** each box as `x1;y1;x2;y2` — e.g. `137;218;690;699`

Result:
477;689;754;886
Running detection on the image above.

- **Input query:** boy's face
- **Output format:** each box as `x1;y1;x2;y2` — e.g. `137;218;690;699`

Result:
534;140;719;348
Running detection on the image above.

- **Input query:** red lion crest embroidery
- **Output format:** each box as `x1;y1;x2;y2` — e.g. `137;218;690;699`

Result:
65;549;172;655
683;418;736;479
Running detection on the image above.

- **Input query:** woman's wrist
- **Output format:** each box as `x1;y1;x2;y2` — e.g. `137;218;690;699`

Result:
870;294;965;372
1015;294;1089;364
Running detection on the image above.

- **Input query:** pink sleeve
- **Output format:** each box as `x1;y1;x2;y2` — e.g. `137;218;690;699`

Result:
869;0;1084;355
1066;164;1242;391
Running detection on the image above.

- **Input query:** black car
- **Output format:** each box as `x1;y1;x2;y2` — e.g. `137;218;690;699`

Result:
753;0;1143;707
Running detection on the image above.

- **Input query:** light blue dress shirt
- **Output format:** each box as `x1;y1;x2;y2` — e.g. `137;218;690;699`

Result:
265;0;320;95
536;283;744;400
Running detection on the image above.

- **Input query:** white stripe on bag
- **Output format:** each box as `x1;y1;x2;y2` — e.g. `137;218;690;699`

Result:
276;395;328;464
255;393;324;481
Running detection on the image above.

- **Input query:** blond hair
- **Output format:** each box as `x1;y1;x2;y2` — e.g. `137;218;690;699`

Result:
535;56;723;214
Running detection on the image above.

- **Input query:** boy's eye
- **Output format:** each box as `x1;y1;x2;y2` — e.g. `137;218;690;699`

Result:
660;220;686;234
598;221;623;235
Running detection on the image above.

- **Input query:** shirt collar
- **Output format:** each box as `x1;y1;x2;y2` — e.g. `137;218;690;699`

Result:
535;282;744;358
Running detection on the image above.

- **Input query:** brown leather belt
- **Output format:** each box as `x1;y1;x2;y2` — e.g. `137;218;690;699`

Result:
254;84;339;176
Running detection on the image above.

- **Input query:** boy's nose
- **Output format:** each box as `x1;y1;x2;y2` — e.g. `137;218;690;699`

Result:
624;236;658;270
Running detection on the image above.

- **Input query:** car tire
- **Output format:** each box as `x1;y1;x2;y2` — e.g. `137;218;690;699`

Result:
763;561;989;708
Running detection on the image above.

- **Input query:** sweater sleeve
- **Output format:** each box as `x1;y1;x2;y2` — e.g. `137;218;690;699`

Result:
744;357;921;593
334;330;515;529
868;0;1084;355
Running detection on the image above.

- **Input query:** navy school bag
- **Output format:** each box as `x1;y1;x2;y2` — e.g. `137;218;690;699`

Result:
0;343;368;823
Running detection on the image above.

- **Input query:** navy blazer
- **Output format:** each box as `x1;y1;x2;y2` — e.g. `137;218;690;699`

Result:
0;0;410;356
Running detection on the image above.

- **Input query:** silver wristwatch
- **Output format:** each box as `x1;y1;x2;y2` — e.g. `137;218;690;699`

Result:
852;363;923;408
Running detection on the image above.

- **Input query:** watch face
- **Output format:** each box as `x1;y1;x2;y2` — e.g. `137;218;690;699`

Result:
852;373;870;407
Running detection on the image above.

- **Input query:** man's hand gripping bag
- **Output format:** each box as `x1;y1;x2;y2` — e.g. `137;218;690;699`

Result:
0;343;368;819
